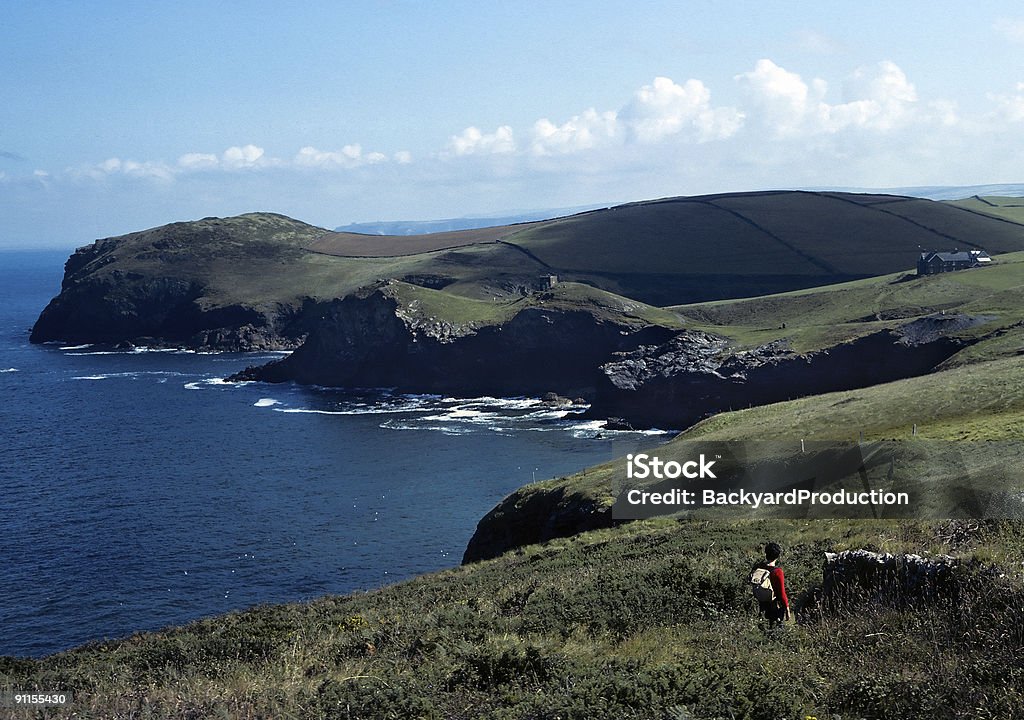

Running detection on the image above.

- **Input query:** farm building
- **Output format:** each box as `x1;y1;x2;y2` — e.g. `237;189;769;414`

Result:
917;249;992;275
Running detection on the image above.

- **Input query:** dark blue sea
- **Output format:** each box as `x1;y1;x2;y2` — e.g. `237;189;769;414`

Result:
0;251;667;658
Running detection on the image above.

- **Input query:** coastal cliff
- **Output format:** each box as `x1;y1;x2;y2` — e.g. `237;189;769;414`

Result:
231;281;678;398
30;213;331;350
587;316;979;430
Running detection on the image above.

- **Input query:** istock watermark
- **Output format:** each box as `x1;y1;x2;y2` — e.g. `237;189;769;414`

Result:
612;440;1024;521
626;453;717;479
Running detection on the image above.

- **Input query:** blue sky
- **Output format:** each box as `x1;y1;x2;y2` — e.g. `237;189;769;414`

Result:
3;1;1024;248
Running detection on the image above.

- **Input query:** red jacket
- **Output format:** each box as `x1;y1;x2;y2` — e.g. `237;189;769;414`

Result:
768;565;789;608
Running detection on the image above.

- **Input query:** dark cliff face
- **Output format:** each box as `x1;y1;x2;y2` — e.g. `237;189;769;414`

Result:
588;319;974;430
237;287;677;397
30;213;331;351
31;272;321;351
462;485;615;564
31;242;329;351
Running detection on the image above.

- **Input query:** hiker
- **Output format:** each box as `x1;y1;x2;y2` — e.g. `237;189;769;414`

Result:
749;541;791;627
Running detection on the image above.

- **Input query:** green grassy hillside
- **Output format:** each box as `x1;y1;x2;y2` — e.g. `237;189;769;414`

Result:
670;249;1024;358
946;195;1024;224
504;191;1024;304
4;518;1021;718
35;192;1024;350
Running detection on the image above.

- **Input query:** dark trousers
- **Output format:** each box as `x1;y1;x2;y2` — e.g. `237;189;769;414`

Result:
759;600;785;627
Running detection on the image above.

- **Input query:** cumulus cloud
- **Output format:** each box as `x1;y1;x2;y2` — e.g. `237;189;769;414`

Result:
620;76;743;143
446;125;516;156
221;144;266;168
737;58;921;137
29;57;1024;212
295;144;388;168
530;110;617;156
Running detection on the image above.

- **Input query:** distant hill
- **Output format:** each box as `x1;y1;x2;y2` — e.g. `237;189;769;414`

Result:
332;185;1024;237
333;204;608;236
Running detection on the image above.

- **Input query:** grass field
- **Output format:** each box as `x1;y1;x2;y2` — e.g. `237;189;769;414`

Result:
945;195;1024;225
668;249;1024;356
66;191;1024;313
4;518;1022;719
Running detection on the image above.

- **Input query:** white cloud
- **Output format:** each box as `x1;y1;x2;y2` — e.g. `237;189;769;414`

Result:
81;156;175;181
394;150;413;164
295;144;388;168
177;152;218;170
446;125;516;156
737;58;921;137
221;144;266;168
838;60;917;130
529;109;618;156
736;59;821;136
620;76;743;143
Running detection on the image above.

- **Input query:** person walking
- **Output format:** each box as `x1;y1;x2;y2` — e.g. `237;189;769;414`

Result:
749;541;791;628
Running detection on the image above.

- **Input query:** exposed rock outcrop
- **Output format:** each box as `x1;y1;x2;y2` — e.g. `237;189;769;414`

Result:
232;285;676;397
31;270;322;351
462;485;614;564
588;318;975;429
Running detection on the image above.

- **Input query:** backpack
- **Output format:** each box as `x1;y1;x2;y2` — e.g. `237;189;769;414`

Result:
750;565;776;602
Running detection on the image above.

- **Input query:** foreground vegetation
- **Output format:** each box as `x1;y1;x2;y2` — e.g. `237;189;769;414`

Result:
3;518;1023;719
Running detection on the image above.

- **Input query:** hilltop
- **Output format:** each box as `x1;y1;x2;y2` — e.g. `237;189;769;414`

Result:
31;191;1024;351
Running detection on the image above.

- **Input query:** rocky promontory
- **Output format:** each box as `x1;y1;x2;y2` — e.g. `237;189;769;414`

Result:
586;316;981;430
231;281;678;398
30;213;332;351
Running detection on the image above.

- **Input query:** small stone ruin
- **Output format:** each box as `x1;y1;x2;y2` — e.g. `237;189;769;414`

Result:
822;549;959;606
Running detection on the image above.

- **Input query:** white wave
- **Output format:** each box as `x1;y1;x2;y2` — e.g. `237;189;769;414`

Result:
59;344;92;350
273;408;348;415
72;371;182;381
0;368;17;373
129;346;179;354
380;421;473;435
420;408;497;424
253;398;281;408
522;409;573;420
184;378;240;390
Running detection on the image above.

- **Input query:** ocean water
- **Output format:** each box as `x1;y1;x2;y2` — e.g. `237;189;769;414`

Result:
0;251;668;658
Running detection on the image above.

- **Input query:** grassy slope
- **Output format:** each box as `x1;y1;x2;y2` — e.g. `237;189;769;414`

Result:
670;249;1024;356
4;518;1022;719
481;255;1024;525
509;191;1024;275
376;280;685;335
70;192;1024;317
946;195;1024;224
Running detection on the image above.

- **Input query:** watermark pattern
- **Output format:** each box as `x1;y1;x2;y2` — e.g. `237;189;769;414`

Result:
613;440;1024;520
